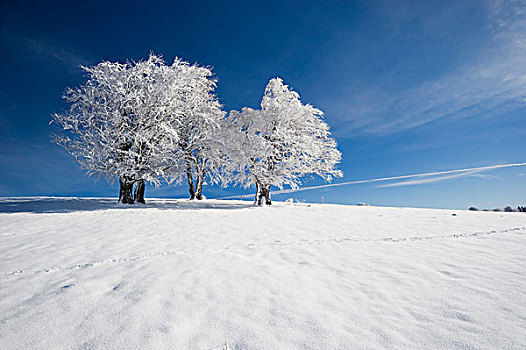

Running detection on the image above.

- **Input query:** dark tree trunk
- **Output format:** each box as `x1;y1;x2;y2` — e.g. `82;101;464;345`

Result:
195;175;204;200
134;179;146;204
255;182;272;205
194;158;206;200
263;185;271;205
186;165;195;200
119;176;135;204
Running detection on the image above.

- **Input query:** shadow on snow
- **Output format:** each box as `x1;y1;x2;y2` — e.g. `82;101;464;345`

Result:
0;197;252;214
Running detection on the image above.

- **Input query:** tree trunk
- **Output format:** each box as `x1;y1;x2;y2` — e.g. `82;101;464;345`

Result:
254;182;261;205
119;176;134;204
134;179;146;204
263;184;272;205
194;158;206;200
186;165;195;200
195;175;204;200
255;182;272;205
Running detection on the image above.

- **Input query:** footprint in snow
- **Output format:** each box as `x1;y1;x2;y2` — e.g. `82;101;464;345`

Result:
58;283;75;292
455;313;473;323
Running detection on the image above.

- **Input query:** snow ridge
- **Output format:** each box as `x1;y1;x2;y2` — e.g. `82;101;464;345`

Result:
5;226;525;277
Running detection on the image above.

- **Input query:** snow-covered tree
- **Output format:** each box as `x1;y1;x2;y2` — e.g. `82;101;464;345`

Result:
227;78;342;205
163;64;225;200
52;53;218;204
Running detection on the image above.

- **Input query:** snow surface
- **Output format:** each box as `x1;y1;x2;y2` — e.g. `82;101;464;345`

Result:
1;197;525;349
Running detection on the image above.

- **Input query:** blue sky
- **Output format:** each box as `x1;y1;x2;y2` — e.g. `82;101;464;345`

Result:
1;0;525;209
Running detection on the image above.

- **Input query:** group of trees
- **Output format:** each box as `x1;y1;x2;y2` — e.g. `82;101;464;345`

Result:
469;206;526;212
53;54;342;205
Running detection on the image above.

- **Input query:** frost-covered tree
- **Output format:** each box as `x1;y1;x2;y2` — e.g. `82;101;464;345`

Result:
227;78;342;205
163;65;225;200
52;54;215;204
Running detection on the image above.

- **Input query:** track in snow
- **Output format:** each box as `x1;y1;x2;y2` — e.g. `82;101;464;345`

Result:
6;226;525;277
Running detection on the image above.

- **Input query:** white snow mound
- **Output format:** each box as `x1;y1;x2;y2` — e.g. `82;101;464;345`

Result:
1;197;525;349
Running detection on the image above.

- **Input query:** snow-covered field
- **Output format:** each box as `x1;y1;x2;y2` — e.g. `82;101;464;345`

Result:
1;197;525;349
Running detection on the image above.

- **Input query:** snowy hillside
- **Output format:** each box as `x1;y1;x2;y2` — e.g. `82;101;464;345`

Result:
1;197;525;349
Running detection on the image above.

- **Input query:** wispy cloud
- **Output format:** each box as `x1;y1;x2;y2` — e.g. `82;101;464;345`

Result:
222;162;526;198
2;32;92;73
378;170;501;187
469;173;499;180
377;170;481;188
334;0;526;136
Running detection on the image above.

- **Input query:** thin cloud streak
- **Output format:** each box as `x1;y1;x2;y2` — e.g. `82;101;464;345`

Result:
2;32;92;73
377;170;481;188
469;173;499;180
222;162;526;198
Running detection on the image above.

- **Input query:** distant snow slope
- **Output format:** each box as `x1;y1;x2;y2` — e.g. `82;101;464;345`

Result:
1;198;525;349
